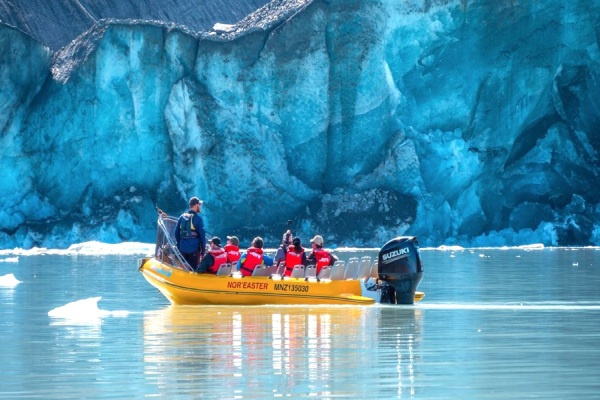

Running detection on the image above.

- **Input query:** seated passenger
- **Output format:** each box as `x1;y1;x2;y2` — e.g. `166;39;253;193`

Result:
237;236;273;277
307;235;338;276
197;237;228;274
284;237;309;277
225;235;241;264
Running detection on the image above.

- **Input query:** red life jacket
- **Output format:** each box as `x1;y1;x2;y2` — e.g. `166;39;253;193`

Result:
284;246;304;276
313;248;332;276
224;244;241;263
207;247;228;274
240;247;264;276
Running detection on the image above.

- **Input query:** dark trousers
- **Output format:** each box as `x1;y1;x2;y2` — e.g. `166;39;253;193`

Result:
182;250;200;271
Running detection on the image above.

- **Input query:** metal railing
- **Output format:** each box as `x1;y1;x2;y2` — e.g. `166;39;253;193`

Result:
154;216;193;271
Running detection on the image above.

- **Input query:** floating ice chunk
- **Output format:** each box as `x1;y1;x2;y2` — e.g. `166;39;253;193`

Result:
48;296;130;325
0;257;18;263
0;273;21;287
48;296;104;322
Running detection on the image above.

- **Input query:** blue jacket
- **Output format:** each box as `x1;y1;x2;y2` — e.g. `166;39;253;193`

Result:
175;210;206;255
236;250;274;271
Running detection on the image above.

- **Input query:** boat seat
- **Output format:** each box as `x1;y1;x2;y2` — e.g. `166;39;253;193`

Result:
275;263;286;276
317;265;331;280
329;260;346;280
252;265;277;277
216;263;232;276
266;265;278;275
344;257;360;280
304;265;317;279
288;265;305;279
356;256;372;280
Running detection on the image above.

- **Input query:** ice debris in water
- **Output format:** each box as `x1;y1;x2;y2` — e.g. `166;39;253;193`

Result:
48;296;130;323
0;274;21;287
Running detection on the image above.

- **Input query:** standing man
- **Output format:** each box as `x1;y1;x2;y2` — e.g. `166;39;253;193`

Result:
175;197;206;271
307;235;338;276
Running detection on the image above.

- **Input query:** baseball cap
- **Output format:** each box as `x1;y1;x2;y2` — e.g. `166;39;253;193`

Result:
310;235;324;246
189;197;203;207
210;237;221;247
292;237;301;246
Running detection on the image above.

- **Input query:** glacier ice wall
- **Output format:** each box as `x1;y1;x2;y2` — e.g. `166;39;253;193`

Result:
1;0;600;248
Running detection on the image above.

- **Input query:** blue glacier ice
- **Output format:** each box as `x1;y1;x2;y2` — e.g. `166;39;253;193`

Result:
1;0;600;249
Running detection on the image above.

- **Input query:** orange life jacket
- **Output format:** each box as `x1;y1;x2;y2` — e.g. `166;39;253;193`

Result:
224;244;241;263
207;247;228;274
284;246;304;276
313;248;332;276
240;247;264;277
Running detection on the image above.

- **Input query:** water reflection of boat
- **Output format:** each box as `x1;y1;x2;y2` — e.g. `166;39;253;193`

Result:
142;305;423;397
138;216;424;306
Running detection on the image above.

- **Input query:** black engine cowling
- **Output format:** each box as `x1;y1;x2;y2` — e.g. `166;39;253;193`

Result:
378;236;423;305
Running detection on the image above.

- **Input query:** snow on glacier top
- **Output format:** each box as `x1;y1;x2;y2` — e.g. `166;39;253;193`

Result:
0;0;313;51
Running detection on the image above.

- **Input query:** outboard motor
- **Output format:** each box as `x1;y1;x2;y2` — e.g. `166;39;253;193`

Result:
378;237;423;305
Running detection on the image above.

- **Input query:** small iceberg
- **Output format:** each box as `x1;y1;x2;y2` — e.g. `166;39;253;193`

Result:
0;273;21;288
0;257;18;263
48;297;129;325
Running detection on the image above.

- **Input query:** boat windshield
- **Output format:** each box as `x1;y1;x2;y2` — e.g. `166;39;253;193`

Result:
154;216;193;271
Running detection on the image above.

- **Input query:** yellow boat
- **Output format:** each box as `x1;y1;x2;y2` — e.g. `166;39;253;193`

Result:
139;257;376;305
139;216;424;306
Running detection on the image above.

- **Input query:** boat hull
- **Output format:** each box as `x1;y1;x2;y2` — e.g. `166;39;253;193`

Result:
139;258;376;306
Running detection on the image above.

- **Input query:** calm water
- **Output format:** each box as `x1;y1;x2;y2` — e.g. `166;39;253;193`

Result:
1;247;599;399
